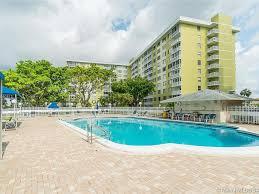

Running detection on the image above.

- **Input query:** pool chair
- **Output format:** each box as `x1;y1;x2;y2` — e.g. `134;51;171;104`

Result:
203;114;216;123
207;114;217;123
140;111;148;116
173;113;179;120
132;110;137;115
183;113;191;121
190;112;199;122
2;116;17;131
173;113;183;120
179;113;185;120
197;114;205;122
168;110;173;119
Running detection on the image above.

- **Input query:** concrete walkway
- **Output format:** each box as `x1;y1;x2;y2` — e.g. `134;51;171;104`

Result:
0;116;259;193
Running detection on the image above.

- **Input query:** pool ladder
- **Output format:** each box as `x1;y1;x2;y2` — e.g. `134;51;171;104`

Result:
87;118;111;144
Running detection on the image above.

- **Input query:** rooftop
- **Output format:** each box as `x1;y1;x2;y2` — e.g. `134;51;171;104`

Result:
129;14;239;66
67;60;129;67
161;89;252;103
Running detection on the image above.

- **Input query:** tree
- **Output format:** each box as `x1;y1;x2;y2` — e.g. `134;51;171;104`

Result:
69;65;115;107
3;60;70;106
111;76;155;106
113;93;133;106
240;88;252;97
126;77;155;105
99;93;133;107
111;80;129;93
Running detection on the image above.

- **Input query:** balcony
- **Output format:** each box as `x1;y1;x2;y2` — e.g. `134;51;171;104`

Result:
172;65;181;70
172;81;181;87
207;37;219;45
173;73;181;78
170;55;180;62
208;81;220;86
207;55;219;62
207;29;219;37
172;90;181;96
207;46;219;53
170;46;180;54
208;72;220;78
208;63;220;70
171;38;180;46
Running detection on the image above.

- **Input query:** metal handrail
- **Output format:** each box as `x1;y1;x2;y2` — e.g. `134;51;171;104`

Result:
93;125;111;140
87;118;111;144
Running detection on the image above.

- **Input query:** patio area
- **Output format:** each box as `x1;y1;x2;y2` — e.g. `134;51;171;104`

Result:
0;116;259;193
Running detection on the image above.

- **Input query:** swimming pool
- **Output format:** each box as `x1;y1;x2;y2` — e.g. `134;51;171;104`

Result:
67;117;259;147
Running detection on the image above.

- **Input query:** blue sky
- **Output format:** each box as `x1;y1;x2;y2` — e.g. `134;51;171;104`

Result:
112;18;131;31
0;0;259;96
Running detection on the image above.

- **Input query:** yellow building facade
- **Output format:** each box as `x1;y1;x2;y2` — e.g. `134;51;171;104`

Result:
130;13;239;106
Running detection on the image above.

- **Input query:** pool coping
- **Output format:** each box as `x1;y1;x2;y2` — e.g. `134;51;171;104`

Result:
58;116;259;156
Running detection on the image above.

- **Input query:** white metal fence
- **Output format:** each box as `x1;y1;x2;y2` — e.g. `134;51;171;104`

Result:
2;106;166;118
227;106;259;124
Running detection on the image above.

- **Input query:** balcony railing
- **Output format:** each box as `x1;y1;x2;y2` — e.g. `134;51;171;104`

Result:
207;37;219;45
207;55;219;61
208;81;220;86
208;63;220;70
207;29;219;37
173;73;181;78
172;81;181;87
208;72;220;78
171;38;180;46
170;55;180;62
172;90;181;96
170;46;180;54
207;46;219;53
172;65;181;70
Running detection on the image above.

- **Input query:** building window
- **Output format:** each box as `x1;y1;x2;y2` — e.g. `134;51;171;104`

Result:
198;60;201;65
163;96;166;100
197;43;201;48
198;77;201;82
198;35;201;42
162;59;166;64
158;97;161;101
197;26;200;31
198;86;201;91
198;69;201;74
197;51;201;56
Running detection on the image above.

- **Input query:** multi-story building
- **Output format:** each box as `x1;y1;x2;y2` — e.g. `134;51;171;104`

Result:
67;13;239;107
67;60;129;105
130;13;239;106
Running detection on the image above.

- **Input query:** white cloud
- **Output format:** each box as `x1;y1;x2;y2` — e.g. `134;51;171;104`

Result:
251;32;259;44
0;0;259;96
237;44;259;97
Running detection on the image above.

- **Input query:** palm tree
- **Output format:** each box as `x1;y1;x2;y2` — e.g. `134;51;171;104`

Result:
240;88;252;97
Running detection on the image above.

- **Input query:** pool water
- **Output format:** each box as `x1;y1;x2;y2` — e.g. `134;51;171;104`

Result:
68;117;259;147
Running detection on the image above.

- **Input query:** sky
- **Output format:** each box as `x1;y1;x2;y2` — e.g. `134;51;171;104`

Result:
0;0;259;96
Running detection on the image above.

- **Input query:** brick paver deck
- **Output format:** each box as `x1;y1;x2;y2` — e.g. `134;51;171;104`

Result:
0;116;259;193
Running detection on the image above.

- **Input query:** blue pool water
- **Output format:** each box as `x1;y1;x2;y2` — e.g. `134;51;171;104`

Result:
67;117;259;147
